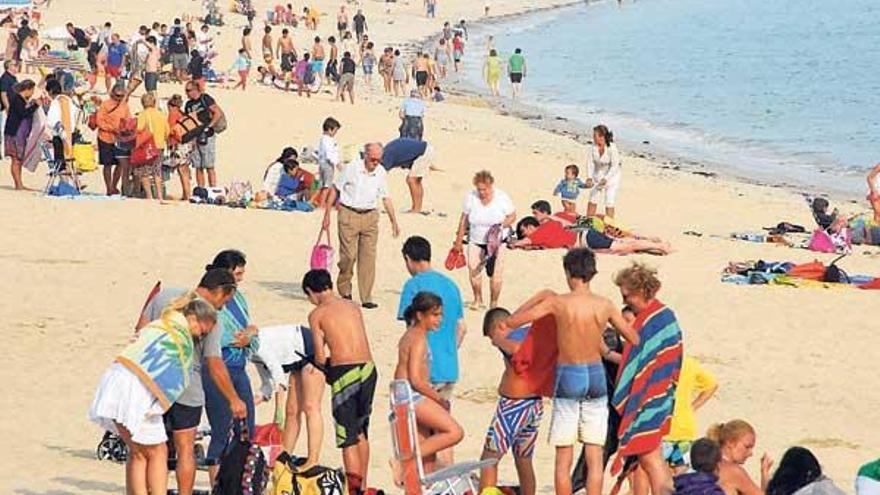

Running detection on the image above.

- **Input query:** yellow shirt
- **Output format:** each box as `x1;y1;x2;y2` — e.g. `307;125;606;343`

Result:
137;107;170;150
665;356;717;441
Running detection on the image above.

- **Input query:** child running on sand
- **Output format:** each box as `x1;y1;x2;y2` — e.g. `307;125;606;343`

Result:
479;307;547;495
89;296;217;495
501;248;639;495
553;164;589;216
303;269;377;493
393;291;464;477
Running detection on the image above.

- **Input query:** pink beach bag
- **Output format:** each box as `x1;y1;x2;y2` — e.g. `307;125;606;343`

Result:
310;228;335;271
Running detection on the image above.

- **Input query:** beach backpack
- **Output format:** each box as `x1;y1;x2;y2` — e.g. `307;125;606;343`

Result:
211;420;269;495
271;453;347;495
116;117;138;145
310;228;335;271
822;254;850;284
173;112;207;144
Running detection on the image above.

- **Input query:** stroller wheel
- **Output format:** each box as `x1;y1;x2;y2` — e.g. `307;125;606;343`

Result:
97;432;121;461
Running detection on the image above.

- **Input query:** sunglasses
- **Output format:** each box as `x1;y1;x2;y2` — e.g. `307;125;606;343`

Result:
111;93;125;99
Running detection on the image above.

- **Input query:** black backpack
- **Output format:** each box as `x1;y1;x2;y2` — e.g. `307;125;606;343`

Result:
211;420;269;495
823;254;850;283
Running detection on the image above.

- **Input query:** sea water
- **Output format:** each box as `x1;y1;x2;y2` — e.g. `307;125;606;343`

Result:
465;0;880;194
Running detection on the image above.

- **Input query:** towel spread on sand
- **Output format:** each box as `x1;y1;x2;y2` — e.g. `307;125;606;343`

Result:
611;299;682;473
116;311;195;411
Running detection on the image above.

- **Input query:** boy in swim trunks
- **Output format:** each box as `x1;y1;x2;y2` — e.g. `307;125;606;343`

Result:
501;248;639;495
303;269;377;494
480;307;546;495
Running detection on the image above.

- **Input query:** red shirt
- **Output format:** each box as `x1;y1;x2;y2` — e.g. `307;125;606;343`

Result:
528;220;576;249
510;316;558;398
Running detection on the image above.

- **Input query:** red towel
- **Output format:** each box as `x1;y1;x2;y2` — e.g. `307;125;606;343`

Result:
510;315;558;398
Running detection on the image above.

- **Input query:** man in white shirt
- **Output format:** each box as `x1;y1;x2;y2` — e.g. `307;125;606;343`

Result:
196;24;214;57
322;142;401;309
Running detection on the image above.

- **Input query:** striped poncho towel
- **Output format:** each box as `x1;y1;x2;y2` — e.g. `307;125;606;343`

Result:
611;299;683;473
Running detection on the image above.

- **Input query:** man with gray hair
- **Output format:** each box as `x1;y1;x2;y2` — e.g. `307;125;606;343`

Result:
322;142;400;309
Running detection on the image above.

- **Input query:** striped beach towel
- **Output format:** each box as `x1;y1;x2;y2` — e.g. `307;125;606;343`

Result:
610;299;683;474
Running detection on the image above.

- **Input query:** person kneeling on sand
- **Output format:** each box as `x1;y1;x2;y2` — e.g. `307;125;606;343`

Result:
89;297;218;495
304;269;377;492
393;291;464;480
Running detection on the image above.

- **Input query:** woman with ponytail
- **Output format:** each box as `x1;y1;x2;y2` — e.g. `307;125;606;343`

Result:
393;291;463;475
706;420;774;495
585;124;622;219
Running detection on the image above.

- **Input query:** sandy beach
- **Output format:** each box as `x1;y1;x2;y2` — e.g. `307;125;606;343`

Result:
1;0;878;493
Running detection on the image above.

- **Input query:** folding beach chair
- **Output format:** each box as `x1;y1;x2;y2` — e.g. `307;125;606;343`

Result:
44;135;82;195
389;379;496;495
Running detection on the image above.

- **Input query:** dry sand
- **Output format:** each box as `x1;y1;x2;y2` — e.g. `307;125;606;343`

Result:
1;0;878;493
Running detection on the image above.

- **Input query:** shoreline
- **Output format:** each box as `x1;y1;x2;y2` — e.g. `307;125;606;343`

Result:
410;1;868;205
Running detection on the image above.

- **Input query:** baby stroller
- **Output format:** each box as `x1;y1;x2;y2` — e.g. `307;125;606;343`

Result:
95;424;211;468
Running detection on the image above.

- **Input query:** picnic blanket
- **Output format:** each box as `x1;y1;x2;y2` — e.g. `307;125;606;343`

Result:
721;259;879;289
611;299;682;474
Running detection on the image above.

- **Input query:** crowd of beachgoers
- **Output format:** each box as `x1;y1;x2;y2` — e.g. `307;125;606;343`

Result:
2;1;878;495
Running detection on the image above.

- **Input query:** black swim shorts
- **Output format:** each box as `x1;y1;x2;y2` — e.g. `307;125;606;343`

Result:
163;403;202;432
327;362;377;448
510;72;523;83
281;327;315;374
585;229;614;250
416;70;428;86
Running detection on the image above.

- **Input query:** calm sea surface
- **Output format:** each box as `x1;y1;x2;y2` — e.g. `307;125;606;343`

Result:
466;0;880;193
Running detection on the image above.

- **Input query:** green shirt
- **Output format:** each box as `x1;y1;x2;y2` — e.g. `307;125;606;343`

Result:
508;53;525;73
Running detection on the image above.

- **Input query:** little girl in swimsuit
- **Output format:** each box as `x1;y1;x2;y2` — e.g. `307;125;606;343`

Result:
393;291;464;474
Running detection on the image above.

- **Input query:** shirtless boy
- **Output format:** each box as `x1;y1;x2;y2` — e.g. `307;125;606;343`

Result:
480;307;546;495
303;269;377;494
501;248;640;495
414;52;431;97
262;26;274;62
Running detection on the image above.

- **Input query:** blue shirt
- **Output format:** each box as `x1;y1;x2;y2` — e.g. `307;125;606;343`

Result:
382;138;428;170
397;269;464;383
553;178;587;201
107;42;128;67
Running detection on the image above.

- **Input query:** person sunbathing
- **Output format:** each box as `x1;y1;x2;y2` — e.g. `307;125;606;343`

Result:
512;216;673;255
393;291;464;479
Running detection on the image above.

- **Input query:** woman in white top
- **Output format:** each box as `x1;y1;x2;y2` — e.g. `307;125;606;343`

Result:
585;124;622;219
453;170;516;310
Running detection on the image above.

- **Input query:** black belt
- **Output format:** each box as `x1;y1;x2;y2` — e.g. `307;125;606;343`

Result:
341;204;375;214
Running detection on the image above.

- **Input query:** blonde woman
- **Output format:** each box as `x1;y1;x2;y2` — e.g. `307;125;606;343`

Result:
453;170;515;309
707;420;774;495
89;297;218;495
135;93;169;200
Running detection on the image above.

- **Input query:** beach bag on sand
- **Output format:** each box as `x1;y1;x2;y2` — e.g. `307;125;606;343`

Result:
252;423;283;467
212;420;269;495
444;247;466;271
173;112;206;144
73;143;97;172
310;228;335;271
807;229;838;253
823;254;850;284
271;453;347;495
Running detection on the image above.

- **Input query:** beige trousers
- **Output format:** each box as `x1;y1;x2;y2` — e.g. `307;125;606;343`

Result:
337;207;379;303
